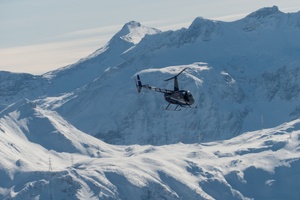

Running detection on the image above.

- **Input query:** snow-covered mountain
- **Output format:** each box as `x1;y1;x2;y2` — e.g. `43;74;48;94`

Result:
0;99;299;199
1;6;300;199
1;6;300;145
55;6;300;144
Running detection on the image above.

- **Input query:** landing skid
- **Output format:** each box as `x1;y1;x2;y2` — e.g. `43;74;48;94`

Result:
165;104;197;111
165;104;181;111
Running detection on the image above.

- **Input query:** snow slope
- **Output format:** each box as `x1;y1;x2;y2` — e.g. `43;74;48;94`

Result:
1;6;300;199
1;7;300;145
0;99;299;199
46;6;300;145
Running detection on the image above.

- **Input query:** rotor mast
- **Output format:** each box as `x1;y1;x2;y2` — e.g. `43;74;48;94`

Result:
164;67;188;91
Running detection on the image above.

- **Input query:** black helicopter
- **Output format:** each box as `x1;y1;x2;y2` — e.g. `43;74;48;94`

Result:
136;67;195;111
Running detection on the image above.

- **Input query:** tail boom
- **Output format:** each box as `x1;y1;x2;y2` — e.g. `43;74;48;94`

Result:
136;75;172;94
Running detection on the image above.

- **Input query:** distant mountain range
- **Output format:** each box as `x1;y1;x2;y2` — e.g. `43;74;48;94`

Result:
0;6;300;199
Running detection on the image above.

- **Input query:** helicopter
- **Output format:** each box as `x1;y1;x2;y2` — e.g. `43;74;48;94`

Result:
136;67;195;111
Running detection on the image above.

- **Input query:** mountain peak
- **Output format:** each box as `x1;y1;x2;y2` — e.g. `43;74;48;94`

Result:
189;17;216;27
123;20;142;29
186;17;220;41
241;6;286;31
246;6;282;19
115;21;161;44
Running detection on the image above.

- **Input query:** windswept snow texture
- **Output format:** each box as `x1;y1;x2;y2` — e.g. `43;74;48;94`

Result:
53;6;300;145
1;6;300;200
0;101;299;199
1;7;300;145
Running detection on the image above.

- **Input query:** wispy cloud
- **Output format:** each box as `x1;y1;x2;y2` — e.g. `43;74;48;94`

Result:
212;13;249;21
0;21;191;75
0;24;121;75
2;4;299;75
142;19;191;31
0;36;110;75
64;25;121;37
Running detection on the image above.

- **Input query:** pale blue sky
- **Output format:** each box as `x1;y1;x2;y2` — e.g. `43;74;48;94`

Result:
1;0;300;74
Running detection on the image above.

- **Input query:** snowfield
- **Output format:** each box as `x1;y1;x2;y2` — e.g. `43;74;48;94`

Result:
0;101;299;199
1;6;300;199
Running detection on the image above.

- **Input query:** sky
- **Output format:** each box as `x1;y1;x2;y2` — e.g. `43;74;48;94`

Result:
1;0;300;75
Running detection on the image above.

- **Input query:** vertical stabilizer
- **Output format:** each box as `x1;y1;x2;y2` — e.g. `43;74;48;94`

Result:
136;75;142;93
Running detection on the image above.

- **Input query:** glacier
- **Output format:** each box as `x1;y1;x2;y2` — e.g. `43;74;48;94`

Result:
0;6;300;199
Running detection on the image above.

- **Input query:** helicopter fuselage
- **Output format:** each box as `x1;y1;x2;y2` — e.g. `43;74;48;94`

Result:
164;90;194;106
136;67;196;110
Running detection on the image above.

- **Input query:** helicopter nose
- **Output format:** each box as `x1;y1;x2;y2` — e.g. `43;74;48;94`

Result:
187;92;195;105
189;95;195;105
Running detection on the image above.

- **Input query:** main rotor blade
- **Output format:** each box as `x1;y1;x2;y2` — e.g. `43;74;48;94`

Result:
164;77;174;81
176;67;189;77
164;67;188;81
